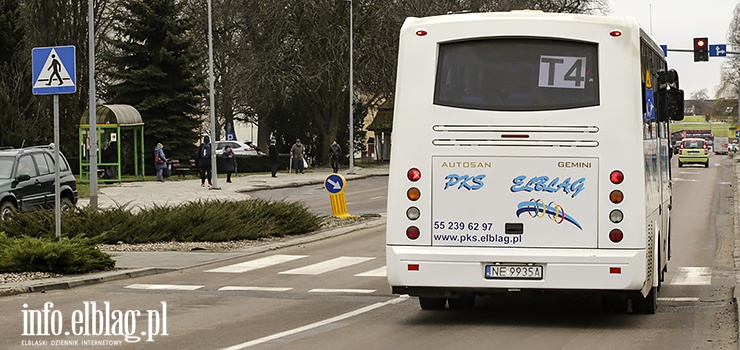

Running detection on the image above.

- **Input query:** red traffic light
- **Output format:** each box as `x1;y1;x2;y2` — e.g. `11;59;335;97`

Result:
693;37;709;62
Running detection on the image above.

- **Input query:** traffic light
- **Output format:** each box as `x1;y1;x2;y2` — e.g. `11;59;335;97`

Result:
694;37;708;62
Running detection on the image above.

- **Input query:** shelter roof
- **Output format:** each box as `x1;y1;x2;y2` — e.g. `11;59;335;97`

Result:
80;104;143;126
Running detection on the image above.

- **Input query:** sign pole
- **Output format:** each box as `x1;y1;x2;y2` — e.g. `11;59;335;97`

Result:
53;95;61;239
32;45;76;239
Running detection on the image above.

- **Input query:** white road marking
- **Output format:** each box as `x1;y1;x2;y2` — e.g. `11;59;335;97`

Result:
658;297;701;302
205;254;308;273
672;178;697;182
355;266;386;277
279;256;375;275
309;289;376;294
125;284;203;291
218;286;293;292
219;295;409;350
370;196;384;200
670;267;711;285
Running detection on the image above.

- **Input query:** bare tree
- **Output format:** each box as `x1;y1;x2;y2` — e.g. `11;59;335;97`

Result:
690;89;709;101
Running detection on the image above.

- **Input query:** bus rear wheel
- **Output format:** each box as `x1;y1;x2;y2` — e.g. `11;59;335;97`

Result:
631;287;657;314
419;297;446;310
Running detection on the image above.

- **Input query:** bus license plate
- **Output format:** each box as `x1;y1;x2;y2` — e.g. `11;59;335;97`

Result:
485;264;543;280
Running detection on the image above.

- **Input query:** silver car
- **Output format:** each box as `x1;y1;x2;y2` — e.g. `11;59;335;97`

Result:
214;140;260;156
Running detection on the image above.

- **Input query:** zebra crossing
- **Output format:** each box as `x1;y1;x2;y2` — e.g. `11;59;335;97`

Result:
124;254;713;293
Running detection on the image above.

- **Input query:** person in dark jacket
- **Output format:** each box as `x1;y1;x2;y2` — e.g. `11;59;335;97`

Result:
269;139;279;178
222;145;236;183
154;143;167;183
197;135;212;187
329;140;341;173
290;138;305;174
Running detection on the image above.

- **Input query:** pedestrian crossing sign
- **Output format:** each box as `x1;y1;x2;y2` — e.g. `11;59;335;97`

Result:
32;46;76;95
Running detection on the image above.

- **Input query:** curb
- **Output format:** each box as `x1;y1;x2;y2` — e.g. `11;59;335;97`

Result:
235;173;384;193
0;216;386;298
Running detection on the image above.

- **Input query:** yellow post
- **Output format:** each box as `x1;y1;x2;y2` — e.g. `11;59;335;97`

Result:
325;174;355;218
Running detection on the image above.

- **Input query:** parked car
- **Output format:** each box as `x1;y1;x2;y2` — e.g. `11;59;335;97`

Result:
242;140;263;153
214;140;260;156
0;145;78;220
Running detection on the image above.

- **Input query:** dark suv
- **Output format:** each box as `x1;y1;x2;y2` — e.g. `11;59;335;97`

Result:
0;145;78;220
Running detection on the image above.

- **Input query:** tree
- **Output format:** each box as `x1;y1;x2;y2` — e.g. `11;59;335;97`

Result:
102;0;205;162
690;89;709;101
0;0;35;148
718;4;740;102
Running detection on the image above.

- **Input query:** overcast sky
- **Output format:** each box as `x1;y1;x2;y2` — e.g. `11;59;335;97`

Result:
607;0;738;97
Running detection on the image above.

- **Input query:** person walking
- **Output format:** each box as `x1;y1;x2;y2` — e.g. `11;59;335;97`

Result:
197;135;213;187
329;140;341;173
222;145;236;183
269;139;279;177
154;143;167;183
290;138;305;174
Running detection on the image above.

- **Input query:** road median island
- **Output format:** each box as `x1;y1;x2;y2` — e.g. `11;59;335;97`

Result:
0;197;382;292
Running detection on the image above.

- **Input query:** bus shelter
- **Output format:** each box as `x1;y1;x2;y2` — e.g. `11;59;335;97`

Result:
78;104;145;183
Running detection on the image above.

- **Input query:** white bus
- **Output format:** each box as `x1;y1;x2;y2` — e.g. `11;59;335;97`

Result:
386;11;684;314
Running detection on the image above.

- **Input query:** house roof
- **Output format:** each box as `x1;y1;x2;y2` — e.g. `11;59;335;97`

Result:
367;107;393;131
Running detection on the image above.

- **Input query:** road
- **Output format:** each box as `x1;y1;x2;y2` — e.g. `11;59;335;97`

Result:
0;155;736;349
249;176;389;216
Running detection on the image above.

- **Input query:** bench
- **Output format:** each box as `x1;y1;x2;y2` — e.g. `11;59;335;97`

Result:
171;159;197;177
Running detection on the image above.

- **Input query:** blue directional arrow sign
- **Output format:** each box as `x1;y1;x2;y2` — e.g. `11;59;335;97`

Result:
710;44;727;57
325;174;346;194
32;46;76;95
660;44;668;57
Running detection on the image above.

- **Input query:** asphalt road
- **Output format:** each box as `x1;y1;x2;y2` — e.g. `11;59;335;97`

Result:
249;176;389;217
0;156;736;349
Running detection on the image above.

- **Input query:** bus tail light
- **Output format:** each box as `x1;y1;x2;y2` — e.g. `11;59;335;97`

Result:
609;209;623;223
406;207;420;220
406;226;420;240
407;187;420;201
609;190;624;204
609;229;623;243
609;267;622;274
408;264;419;271
407;168;421;182
610;170;624;184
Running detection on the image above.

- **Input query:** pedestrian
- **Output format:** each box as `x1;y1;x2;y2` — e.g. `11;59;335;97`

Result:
222;145;236;183
154;143;167;183
329;140;341;173
269;139;279;177
290;138;305;174
197;135;213;187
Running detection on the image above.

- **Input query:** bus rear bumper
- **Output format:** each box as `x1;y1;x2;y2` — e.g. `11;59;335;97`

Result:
386;246;648;296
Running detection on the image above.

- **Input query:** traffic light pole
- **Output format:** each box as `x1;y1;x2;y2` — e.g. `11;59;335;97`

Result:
665;49;740;55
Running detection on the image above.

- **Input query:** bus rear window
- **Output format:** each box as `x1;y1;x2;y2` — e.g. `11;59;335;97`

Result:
434;38;599;111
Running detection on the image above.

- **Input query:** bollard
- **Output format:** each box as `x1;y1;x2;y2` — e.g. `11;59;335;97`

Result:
325;174;355;218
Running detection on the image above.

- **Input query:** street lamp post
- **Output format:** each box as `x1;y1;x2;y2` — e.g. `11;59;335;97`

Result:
207;0;220;190
340;0;354;174
88;0;98;208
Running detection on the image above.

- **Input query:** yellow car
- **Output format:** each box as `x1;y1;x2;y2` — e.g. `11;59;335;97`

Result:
677;138;709;168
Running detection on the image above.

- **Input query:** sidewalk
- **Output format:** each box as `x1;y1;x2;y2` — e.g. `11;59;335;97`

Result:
0;165;388;297
77;164;389;210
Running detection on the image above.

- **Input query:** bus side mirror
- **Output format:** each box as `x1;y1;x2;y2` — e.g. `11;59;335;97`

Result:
666;89;684;121
658;69;680;90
